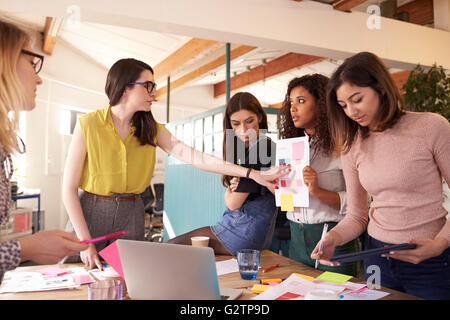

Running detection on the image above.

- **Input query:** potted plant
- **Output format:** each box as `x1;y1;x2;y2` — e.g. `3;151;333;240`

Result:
402;63;450;121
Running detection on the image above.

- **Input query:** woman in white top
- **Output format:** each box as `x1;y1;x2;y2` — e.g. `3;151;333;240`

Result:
277;74;360;277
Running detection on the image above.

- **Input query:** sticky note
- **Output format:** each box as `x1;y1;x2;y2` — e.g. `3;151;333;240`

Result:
291;160;296;165
293;273;315;282
36;267;72;277
280;180;287;188
72;274;95;285
292;141;305;160
251;284;271;294
316;271;353;284
280;193;294;212
291;180;297;188
98;241;124;279
260;278;283;284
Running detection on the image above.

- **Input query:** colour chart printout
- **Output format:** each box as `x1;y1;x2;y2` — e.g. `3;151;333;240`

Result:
275;137;310;211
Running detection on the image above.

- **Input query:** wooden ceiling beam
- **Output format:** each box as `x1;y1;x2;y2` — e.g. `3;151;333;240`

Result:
213;52;324;98
153;38;222;81
332;0;366;11
155;45;256;100
42;17;63;55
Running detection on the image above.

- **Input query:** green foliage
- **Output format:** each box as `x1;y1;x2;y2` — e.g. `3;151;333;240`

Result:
402;63;450;121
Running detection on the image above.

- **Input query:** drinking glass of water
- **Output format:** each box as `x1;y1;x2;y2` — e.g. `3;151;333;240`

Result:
237;249;260;280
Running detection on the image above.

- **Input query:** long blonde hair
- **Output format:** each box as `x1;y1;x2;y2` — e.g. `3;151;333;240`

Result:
0;19;31;154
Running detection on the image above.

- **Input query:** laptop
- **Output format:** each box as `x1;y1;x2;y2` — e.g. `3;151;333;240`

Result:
116;239;243;300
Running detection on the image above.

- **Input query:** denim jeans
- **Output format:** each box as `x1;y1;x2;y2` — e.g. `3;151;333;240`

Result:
364;234;450;300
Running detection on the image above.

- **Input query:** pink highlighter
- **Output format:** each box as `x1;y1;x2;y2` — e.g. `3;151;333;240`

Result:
80;231;129;244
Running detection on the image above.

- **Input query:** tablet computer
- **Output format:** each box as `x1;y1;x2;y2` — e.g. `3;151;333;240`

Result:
329;243;417;263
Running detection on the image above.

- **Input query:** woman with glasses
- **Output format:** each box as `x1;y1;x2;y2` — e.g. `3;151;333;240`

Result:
62;58;289;270
0;20;88;283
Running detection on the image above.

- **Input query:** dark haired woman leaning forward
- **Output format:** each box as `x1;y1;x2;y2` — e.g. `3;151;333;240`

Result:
169;92;278;255
311;52;450;300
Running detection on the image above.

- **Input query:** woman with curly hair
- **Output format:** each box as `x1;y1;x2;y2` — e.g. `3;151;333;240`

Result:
277;74;360;277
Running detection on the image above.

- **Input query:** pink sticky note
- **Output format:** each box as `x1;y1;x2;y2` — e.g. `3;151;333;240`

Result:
36;267;72;276
292;141;305;160
267;282;280;286
72;274;95;285
98;241;124;279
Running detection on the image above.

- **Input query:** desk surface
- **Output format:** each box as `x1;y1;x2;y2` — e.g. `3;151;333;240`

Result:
0;250;420;300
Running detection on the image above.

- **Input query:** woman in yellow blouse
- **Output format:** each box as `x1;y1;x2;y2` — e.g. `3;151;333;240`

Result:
62;58;289;270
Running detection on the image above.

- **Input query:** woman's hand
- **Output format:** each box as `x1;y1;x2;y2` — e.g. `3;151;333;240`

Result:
80;244;103;270
303;166;319;196
249;165;290;190
19;230;88;265
310;230;342;267
229;177;239;192
382;238;448;264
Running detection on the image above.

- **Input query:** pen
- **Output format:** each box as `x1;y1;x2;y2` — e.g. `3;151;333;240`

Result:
262;263;279;273
237;159;242;181
80;231;129;244
315;223;328;269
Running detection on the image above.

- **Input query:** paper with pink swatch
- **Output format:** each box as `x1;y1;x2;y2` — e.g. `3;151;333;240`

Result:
275;136;310;210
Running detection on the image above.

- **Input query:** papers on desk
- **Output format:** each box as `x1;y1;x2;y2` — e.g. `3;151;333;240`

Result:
216;258;239;276
252;273;390;300
0;267;94;294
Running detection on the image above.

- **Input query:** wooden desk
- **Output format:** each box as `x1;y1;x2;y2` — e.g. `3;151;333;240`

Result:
0;250;421;300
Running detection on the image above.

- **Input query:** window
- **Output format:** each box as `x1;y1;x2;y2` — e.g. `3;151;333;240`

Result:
59;107;86;136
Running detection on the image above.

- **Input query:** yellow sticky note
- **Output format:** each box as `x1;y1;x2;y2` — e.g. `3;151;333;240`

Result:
291;160;296;165
280;193;294;212
316;271;353;284
293;273;315;282
251;284;271;294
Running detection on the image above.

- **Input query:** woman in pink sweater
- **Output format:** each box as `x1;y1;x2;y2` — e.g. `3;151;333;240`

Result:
311;51;450;300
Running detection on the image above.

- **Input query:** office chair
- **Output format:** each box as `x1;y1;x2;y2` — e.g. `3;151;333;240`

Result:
143;183;164;242
270;208;291;257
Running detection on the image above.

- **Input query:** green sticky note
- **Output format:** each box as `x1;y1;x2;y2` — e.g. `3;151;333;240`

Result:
316;271;353;284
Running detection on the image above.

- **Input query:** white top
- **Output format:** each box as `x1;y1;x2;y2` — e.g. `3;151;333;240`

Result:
286;139;347;224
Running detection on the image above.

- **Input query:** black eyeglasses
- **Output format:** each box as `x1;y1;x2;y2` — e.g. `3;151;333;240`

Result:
128;81;157;94
21;49;44;74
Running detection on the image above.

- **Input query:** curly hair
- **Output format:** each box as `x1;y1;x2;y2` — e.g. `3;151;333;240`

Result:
277;74;334;156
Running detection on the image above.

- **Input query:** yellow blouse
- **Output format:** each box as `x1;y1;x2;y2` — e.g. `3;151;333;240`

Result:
78;106;162;196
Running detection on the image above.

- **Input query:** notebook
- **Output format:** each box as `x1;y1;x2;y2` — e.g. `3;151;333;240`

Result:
115;239;243;300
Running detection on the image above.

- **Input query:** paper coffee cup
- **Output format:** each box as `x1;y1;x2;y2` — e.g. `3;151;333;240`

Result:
191;236;210;247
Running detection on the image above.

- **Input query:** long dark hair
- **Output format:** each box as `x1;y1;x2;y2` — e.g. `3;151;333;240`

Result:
277;74;334;156
105;58;158;146
221;92;268;188
327;52;405;155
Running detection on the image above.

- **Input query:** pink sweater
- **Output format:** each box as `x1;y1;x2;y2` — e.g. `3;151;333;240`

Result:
333;112;450;246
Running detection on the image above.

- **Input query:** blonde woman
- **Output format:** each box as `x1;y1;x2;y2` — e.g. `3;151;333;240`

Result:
0;20;88;283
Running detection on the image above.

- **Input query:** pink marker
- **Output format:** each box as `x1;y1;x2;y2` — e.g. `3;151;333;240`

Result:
80;231;129;244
